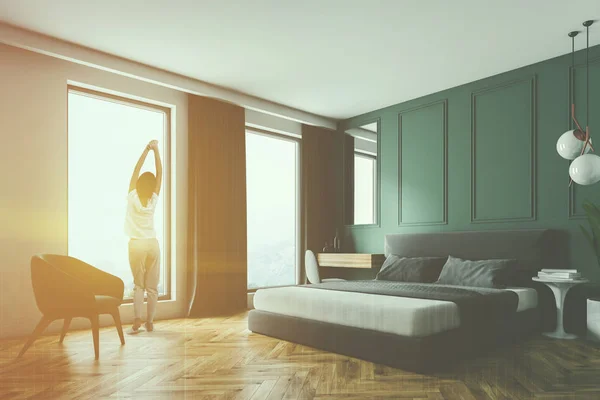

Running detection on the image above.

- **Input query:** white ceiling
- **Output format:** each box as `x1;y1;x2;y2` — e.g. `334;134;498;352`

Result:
0;0;599;120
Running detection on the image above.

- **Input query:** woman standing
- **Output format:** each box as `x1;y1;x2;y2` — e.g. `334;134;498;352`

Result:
125;140;162;333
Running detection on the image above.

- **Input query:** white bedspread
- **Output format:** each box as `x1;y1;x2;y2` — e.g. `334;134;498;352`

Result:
253;285;537;337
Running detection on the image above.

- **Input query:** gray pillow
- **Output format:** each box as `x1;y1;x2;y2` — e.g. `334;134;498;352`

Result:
435;256;518;288
376;255;447;283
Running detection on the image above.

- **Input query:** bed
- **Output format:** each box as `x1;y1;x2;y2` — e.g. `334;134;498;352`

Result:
248;229;566;372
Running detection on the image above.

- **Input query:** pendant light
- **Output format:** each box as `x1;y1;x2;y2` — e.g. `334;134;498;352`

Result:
568;20;600;185
556;30;590;160
570;153;600;185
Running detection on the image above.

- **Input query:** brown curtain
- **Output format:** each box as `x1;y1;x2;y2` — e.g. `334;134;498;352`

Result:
187;95;247;317
302;125;339;268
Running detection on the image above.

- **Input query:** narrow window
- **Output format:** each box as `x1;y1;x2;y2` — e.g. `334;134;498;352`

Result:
354;152;376;225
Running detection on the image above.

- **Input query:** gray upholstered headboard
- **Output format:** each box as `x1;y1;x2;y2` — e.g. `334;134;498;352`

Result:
384;229;568;270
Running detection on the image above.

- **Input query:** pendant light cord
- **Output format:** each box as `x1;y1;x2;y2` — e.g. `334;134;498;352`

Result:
586;23;590;129
572;34;575;72
572;33;576;130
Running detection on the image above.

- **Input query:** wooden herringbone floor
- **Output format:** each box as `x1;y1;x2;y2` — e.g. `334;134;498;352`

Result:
1;313;600;399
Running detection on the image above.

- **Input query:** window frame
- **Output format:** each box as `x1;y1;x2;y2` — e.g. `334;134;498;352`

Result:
66;85;173;303
245;127;302;291
342;118;381;228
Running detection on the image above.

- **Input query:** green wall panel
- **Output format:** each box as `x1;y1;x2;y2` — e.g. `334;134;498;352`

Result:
339;45;600;284
471;77;536;222
399;100;447;225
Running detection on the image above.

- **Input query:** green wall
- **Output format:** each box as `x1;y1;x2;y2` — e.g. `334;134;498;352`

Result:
340;45;600;283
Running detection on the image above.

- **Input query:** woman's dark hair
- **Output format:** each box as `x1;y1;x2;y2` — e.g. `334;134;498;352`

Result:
136;172;156;199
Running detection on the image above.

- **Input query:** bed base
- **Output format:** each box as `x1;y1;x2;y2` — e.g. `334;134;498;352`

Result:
248;308;540;373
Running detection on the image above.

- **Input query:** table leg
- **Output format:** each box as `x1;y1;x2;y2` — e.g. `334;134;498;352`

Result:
543;282;578;340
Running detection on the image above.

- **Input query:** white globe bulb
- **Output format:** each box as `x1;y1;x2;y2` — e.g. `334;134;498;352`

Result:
557;130;591;160
569;153;600;185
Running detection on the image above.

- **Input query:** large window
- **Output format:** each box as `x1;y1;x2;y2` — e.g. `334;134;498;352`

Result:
354;153;376;225
68;88;170;299
246;130;300;290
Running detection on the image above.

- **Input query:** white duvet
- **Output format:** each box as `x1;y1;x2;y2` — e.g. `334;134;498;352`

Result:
253;285;537;337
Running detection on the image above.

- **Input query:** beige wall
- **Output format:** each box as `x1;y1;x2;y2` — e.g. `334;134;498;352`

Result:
0;43;188;339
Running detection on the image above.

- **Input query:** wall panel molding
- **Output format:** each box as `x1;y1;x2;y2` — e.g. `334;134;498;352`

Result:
398;99;448;226
471;76;537;223
568;187;583;219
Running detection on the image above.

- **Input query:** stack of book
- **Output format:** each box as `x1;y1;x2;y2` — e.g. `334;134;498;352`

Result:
537;269;582;281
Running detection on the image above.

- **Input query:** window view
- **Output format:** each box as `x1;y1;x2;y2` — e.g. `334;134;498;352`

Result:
354;153;376;225
246;131;299;289
68;90;169;299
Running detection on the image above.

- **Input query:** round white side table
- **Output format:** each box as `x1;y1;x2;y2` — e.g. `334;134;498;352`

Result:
532;277;589;339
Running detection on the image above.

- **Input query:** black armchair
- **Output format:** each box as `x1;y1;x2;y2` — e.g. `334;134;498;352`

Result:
19;254;125;359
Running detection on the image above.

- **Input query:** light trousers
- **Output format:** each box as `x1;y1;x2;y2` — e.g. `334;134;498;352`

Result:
128;238;160;322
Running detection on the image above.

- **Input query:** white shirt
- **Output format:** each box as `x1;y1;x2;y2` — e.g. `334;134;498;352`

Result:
124;190;158;239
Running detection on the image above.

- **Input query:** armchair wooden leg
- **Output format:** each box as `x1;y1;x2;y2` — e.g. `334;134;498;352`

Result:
59;317;72;344
18;316;52;358
110;309;125;345
90;315;100;360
